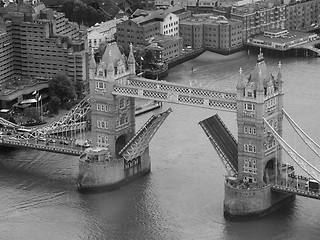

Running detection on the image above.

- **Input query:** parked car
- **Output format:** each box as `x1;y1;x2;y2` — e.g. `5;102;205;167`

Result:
60;140;70;145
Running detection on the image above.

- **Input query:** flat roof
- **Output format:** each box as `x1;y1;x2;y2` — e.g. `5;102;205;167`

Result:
252;30;316;44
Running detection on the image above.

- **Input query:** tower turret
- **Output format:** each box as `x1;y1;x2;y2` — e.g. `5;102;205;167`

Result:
127;43;136;75
276;61;283;94
89;48;96;79
106;50;115;82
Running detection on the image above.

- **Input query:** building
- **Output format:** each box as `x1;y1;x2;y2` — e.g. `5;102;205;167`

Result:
88;42;136;151
246;29;318;51
285;0;320;31
180;17;204;49
120;7;187;51
0;0;89;83
88;17;128;49
116;16;161;51
0;17;13;83
213;0;286;42
180;14;242;52
148;34;183;61
204;15;242;51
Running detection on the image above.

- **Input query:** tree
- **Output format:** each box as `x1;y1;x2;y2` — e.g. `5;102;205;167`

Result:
48;96;61;114
49;73;76;106
24;107;40;122
60;0;107;26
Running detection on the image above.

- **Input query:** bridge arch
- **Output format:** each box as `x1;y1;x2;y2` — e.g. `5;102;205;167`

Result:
115;134;127;158
263;158;275;184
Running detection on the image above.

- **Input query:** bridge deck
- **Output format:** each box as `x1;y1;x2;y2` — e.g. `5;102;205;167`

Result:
271;184;320;200
199;114;238;171
0;138;83;156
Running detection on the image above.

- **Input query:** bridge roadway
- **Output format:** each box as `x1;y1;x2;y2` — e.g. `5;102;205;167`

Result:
199;114;238;172
0;134;83;156
271;175;320;200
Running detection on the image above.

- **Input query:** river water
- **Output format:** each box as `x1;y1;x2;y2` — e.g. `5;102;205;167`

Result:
0;51;320;240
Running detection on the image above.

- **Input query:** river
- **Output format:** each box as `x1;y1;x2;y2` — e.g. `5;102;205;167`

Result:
0;51;319;240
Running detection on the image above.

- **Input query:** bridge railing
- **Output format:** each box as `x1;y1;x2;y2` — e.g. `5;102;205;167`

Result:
113;77;237;111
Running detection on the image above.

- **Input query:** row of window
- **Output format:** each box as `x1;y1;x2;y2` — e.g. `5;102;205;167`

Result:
264;137;276;150
116;113;129;127
97;103;109;112
244;126;256;135
265;97;276;109
243;158;257;174
244;143;256;153
244;103;255;111
97;120;108;129
163;21;178;28
97;134;108;147
96;81;107;89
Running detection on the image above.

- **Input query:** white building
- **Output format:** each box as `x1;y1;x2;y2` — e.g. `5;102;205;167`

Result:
159;12;179;36
88;17;128;49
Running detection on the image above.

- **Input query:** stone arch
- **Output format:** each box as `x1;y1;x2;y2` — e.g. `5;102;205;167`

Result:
263;158;275;184
115;134;127;158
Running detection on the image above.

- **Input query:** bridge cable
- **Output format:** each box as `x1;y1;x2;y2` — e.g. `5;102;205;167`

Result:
264;118;320;183
283;108;320;159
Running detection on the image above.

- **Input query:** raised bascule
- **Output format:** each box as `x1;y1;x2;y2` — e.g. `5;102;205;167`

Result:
1;43;320;219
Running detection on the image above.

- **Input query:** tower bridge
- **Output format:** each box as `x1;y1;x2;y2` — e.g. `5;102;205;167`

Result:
0;42;320;218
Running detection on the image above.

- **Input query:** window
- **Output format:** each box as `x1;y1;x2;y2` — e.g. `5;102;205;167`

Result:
244;103;255;111
97;134;108;147
244;143;256;153
243;158;257;174
96;81;105;89
97;119;108;129
117;113;129;127
119;98;125;109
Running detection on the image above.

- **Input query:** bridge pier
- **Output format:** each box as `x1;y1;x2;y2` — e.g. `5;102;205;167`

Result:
224;182;295;220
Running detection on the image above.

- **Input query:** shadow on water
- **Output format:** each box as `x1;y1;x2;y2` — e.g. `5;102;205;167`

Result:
223;199;299;240
78;173;185;240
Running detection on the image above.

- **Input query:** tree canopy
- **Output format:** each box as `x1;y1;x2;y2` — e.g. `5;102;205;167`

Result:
49;73;76;106
60;0;107;26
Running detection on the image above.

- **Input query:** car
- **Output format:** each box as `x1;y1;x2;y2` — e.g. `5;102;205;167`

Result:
37;137;46;141
47;139;56;143
60;140;70;145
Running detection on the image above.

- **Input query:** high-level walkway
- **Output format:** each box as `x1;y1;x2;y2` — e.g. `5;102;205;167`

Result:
199;114;238;174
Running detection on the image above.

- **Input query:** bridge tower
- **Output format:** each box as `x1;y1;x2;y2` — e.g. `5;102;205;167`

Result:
89;43;136;158
224;52;294;219
236;52;284;186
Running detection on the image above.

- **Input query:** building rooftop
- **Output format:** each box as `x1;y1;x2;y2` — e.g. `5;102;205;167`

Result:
88;18;127;34
253;30;316;44
181;14;241;25
230;0;283;15
150;34;182;46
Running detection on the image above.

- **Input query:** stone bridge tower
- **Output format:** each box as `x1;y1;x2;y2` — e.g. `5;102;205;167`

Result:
88;43;136;158
223;52;294;219
236;52;284;186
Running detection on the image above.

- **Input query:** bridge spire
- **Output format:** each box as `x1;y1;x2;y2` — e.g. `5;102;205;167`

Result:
276;61;283;93
89;48;96;78
237;67;245;90
107;50;115;81
128;43;136;75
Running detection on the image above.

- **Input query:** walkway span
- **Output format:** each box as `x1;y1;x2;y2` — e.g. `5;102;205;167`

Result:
199;114;238;175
